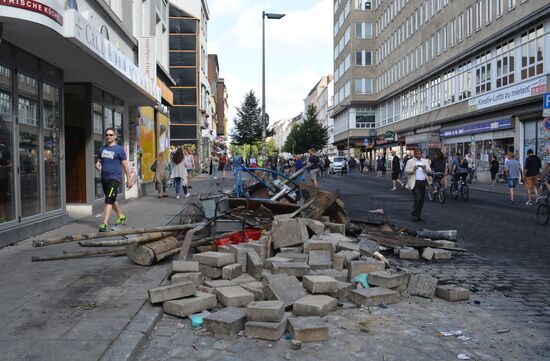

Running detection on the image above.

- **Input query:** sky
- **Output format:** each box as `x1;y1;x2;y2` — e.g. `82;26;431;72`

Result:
207;0;333;134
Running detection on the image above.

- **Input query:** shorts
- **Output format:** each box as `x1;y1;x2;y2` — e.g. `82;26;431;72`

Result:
524;176;538;190
507;178;518;189
391;170;400;180
310;168;319;177
102;179;121;204
186;168;193;174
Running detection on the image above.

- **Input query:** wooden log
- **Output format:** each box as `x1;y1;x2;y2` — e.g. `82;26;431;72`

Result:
31;248;125;262
416;229;458;241
179;222;209;260
32;224;198;248
126;236;180;266
78;232;176;247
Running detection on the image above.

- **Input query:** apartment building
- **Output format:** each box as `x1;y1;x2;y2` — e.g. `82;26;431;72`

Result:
333;0;550;181
208;54;228;139
304;75;336;156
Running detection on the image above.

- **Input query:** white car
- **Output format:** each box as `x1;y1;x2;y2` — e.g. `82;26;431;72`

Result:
330;156;346;174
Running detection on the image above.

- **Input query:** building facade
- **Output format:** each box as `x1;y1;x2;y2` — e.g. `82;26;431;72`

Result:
207;54;228;141
333;0;550;180
304;75;335;156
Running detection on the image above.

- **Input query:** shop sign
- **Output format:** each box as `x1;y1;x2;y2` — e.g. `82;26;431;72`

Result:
139;37;156;80
375;138;388;145
384;131;395;139
363;138;369;145
0;0;63;25
468;76;546;112
64;9;161;103
440;118;512;138
543;93;550;117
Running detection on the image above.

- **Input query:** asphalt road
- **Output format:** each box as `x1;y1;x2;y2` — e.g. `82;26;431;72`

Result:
319;171;550;326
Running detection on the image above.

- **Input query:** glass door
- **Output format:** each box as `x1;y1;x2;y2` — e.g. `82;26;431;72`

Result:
0;64;14;224
42;83;61;212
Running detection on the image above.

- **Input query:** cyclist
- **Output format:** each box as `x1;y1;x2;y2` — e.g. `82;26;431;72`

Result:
540;146;550;194
452;155;469;186
430;149;448;189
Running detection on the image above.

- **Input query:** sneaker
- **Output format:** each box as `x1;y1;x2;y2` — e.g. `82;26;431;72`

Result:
115;215;126;225
185;193;190;198
176;194;180;199
525;201;532;206
98;223;109;232
391;187;396;191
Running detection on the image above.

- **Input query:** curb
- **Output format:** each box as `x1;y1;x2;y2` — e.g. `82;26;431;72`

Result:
468;185;509;195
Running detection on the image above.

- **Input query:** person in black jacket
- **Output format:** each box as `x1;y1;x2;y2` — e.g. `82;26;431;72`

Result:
390;151;404;190
490;154;499;185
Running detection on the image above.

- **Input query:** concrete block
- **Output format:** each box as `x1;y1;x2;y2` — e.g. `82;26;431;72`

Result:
323;222;345;235
432;249;452;260
297;218;325;235
273;213;292;220
148;281;196;304
226;244;249;272
422;247;434;260
244;241;267;261
308;250;332;270
272;262;311;277
204;279;236;289
170;261;199;274
198;285;216;294
275;252;308;262
336;242;360;252
329;282;353;299
279;246;303;253
302;275;338;294
216;286;255;307
193;252;235;267
241;281;265;301
319;216;330;222
399;248;419;260
245;313;290;341
264;256;292;270
171;272;203;287
203;307;247;336
407;274;438;298
312;269;348;282
350;287;399;306
347;259;385;281
271;218;309;249
367;270;410;289
163;292;217;317
199;264;222;279
358;239;380;257
262;273;289;286
231;273;257;285
432;240;456;248
304;239;336;256
263;275;308;308
288;316;328;342
247;300;285;322
333;250;348;271
435;285;470;301
293;295;337;317
222;263;243;280
246;249;263;279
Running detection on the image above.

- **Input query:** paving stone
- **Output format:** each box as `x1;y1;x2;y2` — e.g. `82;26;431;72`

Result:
244;242;267;261
302;275;338;294
275;252;308;262
163;292;217;317
293;295;337;317
432;249;452;260
435;284;470;301
245;313;290;341
199;264;222;279
288;316;328;342
367;270;410;289
216;286;255;307
262;273;289;286
319;216;330;223
422;247;434;260
203;307;247;336
432;240;457;248
347;259;385;281
329;282;353;299
407;274;438;298
278;247;303;253
203;279;235;289
247;300;285;322
148;281;196;304
312;269;348;282
171;261;200;274
198;285;216;294
193;252;235;267
358;238;380;257
323;222;345;235
297;218;325;235
263;275;308;308
263;256;292;270
240;282;265;301
350;287;399;306
271;219;309;249
171;272;203;287
246;249;263;279
333;250;348;271
222;263;243;280
308;250;332;270
336;242;360;252
224;244;248;272
399;248;419;260
231;273;257;285
304;239;336;256
272;262;311;277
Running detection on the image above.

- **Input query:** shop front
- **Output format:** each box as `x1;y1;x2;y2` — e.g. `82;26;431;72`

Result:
522;117;550;163
405;132;441;158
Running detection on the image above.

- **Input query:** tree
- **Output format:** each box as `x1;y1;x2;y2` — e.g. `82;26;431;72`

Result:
230;91;262;146
283;105;328;154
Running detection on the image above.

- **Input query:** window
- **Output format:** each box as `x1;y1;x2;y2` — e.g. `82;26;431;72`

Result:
508;0;516;10
355;78;372;94
356;107;376;128
458;13;464;42
450;18;456;46
466;7;472;36
430;75;441;109
356;0;372;10
520;25;544;80
356;50;373;66
431;34;437;59
496;0;503;17
496;39;515;88
443;70;456;105
475;52;492;94
442;25;448;51
356;22;373;38
485;0;492;24
458;61;472;100
475;1;481;31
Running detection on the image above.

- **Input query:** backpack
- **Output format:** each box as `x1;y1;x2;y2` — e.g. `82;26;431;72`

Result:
461;158;468;169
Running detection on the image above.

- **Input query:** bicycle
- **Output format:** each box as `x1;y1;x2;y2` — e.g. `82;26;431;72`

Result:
450;173;469;201
427;172;446;203
467;167;478;184
536;184;549;225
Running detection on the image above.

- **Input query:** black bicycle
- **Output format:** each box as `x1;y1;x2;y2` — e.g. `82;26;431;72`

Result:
467;167;478;184
450;174;469;201
428;172;446;203
536;185;549;225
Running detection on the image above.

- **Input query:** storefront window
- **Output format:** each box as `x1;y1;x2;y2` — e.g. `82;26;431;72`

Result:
43;83;61;212
114;110;123;146
93;103;104;199
18;73;40;218
0;64;14;223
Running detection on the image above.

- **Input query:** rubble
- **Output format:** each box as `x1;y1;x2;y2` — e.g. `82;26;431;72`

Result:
293;295;337;317
435;285;471;301
288;316;328;342
203;307;247;336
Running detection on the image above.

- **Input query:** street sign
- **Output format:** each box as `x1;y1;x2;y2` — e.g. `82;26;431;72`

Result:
384;131;395;139
544;93;550;116
364;138;369;145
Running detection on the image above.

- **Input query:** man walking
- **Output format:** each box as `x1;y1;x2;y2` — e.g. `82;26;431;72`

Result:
95;128;133;232
405;148;431;222
523;149;541;205
390;150;404;190
504;152;522;205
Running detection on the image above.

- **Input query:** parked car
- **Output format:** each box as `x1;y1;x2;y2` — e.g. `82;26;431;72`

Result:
330;156;346;174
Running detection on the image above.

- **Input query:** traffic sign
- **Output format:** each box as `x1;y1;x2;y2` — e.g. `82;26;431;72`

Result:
543;93;550;116
364;138;369;145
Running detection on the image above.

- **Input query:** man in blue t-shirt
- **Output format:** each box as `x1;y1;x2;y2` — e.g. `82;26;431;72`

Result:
95;128;133;232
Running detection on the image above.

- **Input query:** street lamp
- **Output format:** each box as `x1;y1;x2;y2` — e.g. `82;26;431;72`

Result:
262;11;285;165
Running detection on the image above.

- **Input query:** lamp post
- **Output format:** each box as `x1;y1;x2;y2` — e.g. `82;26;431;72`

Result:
262;11;285;165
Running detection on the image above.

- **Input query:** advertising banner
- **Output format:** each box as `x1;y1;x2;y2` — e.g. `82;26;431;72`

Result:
139;107;156;182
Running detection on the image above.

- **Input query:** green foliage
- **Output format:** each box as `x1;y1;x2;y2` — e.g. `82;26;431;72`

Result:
230;90;262;146
283;105;328;154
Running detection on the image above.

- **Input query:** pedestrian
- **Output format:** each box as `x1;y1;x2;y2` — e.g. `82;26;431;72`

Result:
324;156;331;177
376;156;384;176
430;149;448;188
270;152;279;179
249;154;257;168
171;148;189;198
348;156;357;176
95;127;133;232
490;154;499;185
504;152;522;205
307;148;320;187
405;148;431;222
219;152;227;180
540;145;550;194
401;154;410;179
293;154;304;183
523;149;541;206
153;151;169;198
210;151;220;179
390;150;404;190
183;147;195;189
359;154;365;173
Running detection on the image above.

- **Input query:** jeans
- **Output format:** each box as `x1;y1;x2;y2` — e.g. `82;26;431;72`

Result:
173;177;188;195
412;180;426;217
212;165;218;177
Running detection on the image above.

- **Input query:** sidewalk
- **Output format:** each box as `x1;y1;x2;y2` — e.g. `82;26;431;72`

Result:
0;177;219;361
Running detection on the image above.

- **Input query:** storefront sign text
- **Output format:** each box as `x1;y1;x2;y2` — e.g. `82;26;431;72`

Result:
440;118;512;138
468;76;546;112
0;0;63;25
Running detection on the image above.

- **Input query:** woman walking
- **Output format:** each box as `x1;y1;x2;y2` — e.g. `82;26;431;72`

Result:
171;148;190;199
154;151;169;198
183;148;195;189
219;152;227;179
490;154;499;185
210;152;220;179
